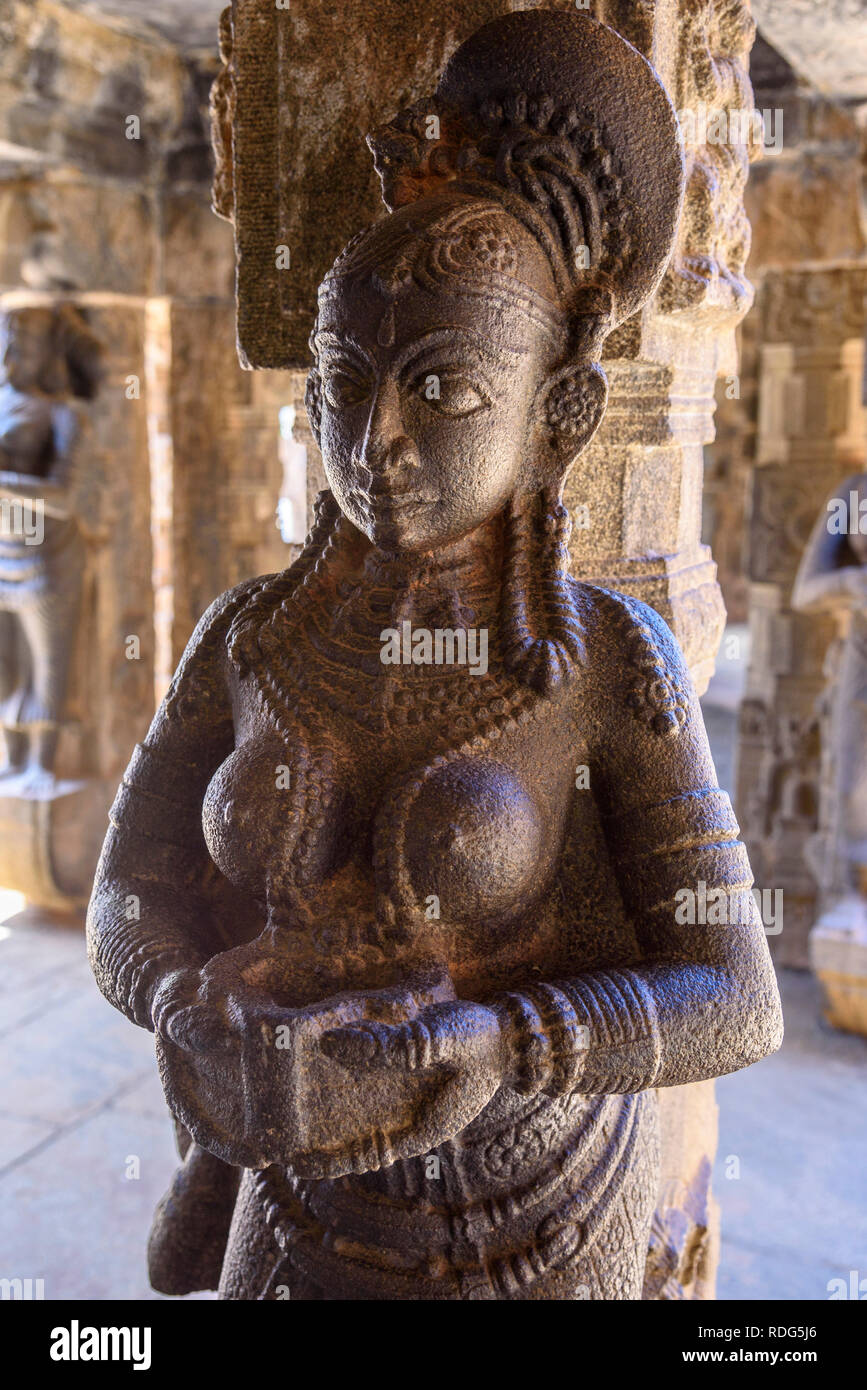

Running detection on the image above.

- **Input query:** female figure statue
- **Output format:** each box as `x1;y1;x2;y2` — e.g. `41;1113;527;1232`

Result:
88;11;782;1300
0;302;102;786
794;473;867;945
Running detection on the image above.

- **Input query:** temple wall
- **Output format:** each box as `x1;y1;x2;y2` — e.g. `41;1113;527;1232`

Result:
0;0;294;902
707;36;867;970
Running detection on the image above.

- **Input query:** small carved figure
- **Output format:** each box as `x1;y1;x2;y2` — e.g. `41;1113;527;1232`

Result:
0;302;102;787
88;11;782;1300
794;472;867;926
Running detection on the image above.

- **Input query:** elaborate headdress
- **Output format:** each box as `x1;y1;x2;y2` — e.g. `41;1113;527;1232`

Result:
299;11;685;696
366;10;684;344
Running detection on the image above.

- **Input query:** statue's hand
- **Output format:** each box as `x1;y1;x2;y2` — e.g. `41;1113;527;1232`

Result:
317;999;509;1164
150;956;265;1055
151;950;470;1173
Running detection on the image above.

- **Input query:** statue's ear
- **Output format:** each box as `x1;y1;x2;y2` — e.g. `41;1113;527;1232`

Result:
541;363;608;477
305;364;323;449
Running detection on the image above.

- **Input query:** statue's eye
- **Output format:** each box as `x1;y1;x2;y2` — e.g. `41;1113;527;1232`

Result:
323;369;369;410
413;371;490;418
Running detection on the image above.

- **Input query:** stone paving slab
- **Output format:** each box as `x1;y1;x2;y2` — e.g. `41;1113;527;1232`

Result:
0;982;156;1128
714;968;867;1302
0;1099;195;1300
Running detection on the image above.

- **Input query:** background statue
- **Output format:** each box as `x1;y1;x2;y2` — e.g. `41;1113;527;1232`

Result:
88;10;782;1300
793;471;867;1012
0;301;102;789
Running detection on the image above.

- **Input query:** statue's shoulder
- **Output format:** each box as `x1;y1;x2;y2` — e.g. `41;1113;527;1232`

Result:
162;575;277;723
192;574;277;656
566;578;692;739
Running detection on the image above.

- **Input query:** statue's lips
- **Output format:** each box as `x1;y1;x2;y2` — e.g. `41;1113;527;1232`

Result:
354;490;438;519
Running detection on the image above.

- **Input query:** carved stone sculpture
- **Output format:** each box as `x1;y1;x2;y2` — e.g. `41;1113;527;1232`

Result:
735;264;867;968
0;301;101;786
88;10;783;1301
793;472;867;1036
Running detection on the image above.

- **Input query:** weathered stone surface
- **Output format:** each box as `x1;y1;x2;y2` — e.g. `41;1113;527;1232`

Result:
144;298;294;691
702;29;867;627
223;0;577;371
744;35;866;270
0;1;188;180
0;292;121;907
791;452;867;1038
58;0;227;53
0;0;293;914
89;8;783;1302
0;174;156;298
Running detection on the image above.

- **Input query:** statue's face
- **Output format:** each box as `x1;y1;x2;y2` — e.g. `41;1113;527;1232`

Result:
314;206;564;552
0;311;54;390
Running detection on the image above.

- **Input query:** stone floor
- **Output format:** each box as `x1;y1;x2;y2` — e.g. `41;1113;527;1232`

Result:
0;625;864;1301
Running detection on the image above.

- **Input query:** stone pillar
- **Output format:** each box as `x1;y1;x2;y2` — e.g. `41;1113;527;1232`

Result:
570;0;759;1300
143;299;293;693
219;0;768;1303
224;0;752;695
0;290;155;909
736;265;867;969
0;0;191;909
565;0;757;694
702;312;760;625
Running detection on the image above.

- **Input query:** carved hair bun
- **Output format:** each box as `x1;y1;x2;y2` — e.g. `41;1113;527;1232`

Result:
367;10;685;334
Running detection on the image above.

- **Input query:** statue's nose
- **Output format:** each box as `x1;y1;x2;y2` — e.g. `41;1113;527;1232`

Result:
364;436;420;495
358;385;420;490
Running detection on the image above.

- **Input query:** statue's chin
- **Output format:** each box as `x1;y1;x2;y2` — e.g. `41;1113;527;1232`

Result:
362;511;452;554
367;523;438;554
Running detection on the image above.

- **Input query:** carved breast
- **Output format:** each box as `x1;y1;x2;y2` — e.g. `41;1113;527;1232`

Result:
402;758;547;930
202;729;556;945
202;734;355;901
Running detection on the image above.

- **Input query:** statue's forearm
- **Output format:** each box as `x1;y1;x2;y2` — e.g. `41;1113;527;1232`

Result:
87;864;213;1030
793;564;863;613
87;745;227;1029
497;932;783;1097
0;470;66;497
0;473;70;519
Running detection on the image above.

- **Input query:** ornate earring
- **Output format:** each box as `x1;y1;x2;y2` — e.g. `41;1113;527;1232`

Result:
545;363;608;454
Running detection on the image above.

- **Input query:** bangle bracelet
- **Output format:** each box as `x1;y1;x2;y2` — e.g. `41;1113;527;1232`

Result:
526;983;587;1095
496;991;554;1095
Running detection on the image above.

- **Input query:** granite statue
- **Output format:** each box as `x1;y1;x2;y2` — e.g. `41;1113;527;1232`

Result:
88;10;783;1300
0;302;102;788
793;472;867;1032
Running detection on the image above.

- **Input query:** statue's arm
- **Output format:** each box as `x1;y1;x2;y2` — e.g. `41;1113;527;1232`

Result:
792;472;867;613
87;580;263;1031
0;469;68;518
494;596;784;1100
0;405;90;520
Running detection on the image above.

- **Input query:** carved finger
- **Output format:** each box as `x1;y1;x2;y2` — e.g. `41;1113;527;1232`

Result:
164;1004;229;1055
320;1016;445;1072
